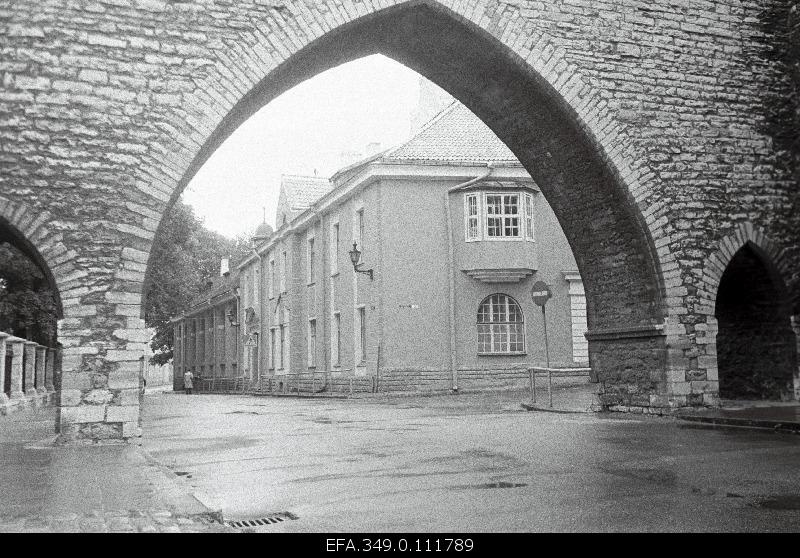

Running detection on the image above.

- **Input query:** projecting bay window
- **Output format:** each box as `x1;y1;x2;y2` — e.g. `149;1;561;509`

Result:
465;192;535;241
477;294;525;355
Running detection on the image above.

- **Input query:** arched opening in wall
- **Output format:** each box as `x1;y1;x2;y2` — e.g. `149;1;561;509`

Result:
146;2;668;403
715;242;797;401
0;218;61;345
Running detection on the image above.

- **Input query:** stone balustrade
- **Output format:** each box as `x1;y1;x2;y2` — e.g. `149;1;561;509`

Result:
0;332;58;416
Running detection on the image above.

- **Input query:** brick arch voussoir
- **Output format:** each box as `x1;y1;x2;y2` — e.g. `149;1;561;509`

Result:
698;222;791;316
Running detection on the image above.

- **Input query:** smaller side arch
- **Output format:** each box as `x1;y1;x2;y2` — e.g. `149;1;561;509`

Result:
0;197;73;320
697;222;798;401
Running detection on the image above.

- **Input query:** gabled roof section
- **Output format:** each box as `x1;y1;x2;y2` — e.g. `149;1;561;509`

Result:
382;101;520;166
281;174;332;210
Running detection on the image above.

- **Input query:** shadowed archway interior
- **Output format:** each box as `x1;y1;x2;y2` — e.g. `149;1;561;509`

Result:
715;242;797;400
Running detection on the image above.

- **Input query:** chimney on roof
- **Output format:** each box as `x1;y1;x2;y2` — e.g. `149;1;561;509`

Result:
220;257;230;277
365;142;382;155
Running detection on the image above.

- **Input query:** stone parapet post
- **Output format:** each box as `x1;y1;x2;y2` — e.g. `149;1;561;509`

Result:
45;347;56;393
8;338;25;401
23;341;37;401
35;345;47;395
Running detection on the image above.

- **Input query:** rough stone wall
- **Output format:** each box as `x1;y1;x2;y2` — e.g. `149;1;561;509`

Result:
0;0;798;440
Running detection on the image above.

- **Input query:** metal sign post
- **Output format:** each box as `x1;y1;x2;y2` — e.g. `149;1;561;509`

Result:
531;281;553;408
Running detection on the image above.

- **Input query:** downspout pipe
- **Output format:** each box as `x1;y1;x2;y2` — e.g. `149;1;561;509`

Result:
445;162;495;392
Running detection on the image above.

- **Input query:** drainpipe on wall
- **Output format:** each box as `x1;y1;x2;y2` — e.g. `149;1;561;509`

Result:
445;162;495;392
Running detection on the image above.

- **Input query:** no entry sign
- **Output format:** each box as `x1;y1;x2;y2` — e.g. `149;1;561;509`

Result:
531;280;552;306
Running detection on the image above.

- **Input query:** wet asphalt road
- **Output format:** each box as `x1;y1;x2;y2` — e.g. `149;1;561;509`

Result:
141;390;800;532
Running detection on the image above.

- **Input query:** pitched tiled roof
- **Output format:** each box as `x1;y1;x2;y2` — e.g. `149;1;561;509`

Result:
382;101;520;165
188;269;239;311
281;175;333;210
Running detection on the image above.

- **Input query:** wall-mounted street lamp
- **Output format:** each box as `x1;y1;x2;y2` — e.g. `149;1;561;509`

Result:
349;242;373;280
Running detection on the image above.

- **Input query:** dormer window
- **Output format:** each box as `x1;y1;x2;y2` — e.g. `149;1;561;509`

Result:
465;191;534;242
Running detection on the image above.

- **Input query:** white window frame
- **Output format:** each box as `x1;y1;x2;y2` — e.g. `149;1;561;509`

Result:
307;234;316;285
477;294;526;355
483;192;522;241
464;193;481;242
523;192;535;241
308;318;316;368
330;220;339;276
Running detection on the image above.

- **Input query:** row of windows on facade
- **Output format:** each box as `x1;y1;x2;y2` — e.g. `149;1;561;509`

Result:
250;293;529;375
245;192;535;307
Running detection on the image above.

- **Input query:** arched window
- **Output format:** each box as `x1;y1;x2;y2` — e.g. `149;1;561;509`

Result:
477;294;525;354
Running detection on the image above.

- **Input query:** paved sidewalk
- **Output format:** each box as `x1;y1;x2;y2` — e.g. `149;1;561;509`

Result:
676;400;800;432
0;405;233;533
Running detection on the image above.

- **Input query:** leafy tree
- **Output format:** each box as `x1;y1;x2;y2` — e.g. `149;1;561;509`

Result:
144;200;252;365
0;242;58;345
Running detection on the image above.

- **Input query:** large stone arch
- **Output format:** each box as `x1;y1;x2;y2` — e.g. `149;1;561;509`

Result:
2;0;797;441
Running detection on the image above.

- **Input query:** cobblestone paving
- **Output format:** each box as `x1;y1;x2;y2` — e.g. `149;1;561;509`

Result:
0;510;233;533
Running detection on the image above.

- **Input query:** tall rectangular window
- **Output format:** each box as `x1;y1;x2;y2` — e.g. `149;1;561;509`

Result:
252;265;259;305
307;237;315;284
354;208;364;254
465;193;480;241
330;221;339;275
279;324;285;370
269;328;276;369
280;250;287;293
332;312;341;367
308;319;316;367
485;193;520;238
268;258;275;299
524;192;534;240
357;306;366;363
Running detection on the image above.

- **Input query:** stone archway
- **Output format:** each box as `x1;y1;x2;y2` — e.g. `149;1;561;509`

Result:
697;223;799;403
3;0;796;442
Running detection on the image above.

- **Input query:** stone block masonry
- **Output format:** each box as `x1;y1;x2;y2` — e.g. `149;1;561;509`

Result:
0;0;798;441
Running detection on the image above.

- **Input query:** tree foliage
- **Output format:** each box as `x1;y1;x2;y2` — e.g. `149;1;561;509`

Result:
145;200;252;365
0;242;58;345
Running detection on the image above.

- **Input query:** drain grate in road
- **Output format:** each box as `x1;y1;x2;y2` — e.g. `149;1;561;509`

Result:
225;512;298;529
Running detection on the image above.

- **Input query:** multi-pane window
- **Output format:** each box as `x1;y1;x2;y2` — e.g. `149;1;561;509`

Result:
330;221;339;275
354;208;364;253
332;312;341;367
268;258;275;299
477;294;525;354
465;192;535;241
307;236;315;284
485;194;519;238
524;193;534;240
465;193;480;241
357;306;366;363
308;319;316;368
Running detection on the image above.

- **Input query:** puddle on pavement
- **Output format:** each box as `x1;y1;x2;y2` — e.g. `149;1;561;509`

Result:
225;411;264;415
749;495;800;510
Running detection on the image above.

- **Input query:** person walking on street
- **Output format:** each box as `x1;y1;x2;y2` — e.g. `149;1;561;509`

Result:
183;370;194;395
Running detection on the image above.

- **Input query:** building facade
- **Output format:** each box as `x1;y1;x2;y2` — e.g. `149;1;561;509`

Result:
222;102;589;393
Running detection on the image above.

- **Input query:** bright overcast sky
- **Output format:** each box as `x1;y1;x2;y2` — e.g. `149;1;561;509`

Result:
183;54;423;239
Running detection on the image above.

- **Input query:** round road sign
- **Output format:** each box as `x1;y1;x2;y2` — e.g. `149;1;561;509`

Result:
531;280;552;306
